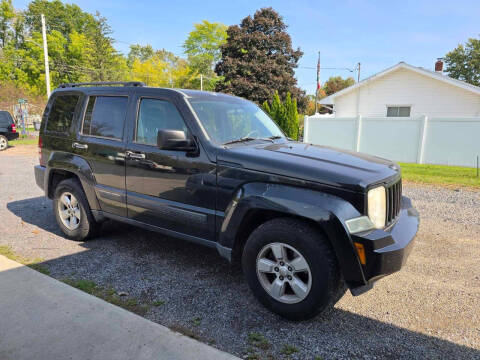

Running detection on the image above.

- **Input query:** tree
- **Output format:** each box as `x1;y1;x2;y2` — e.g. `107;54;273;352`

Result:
263;91;299;139
25;0;96;39
0;0;15;47
183;20;227;74
215;8;306;111
183;20;227;91
444;37;480;86
127;44;154;67
130;48;197;88
84;12;127;81
322;76;355;96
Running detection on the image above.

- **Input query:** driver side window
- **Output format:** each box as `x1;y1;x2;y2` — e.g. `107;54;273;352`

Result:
136;98;187;146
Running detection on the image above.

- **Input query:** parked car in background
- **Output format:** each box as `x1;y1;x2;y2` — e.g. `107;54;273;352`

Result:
34;82;419;320
0;111;19;151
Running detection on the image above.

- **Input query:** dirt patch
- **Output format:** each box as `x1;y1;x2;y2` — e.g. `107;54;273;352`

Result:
1;144;37;156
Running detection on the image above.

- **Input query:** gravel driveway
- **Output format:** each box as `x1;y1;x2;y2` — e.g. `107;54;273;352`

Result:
1;145;479;360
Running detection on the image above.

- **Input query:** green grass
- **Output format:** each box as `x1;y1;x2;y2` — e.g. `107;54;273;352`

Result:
399;163;480;189
152;300;165;307
280;344;298;356
62;278;150;316
9;137;38;146
0;245;49;274
247;332;270;350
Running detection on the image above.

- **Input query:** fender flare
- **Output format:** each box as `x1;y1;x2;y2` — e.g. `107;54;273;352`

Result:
218;182;367;287
45;151;100;211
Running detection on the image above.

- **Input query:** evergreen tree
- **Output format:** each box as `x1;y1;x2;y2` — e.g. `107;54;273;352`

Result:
263;90;299;140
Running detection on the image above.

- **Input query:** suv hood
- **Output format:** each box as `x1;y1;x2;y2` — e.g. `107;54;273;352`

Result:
217;141;400;193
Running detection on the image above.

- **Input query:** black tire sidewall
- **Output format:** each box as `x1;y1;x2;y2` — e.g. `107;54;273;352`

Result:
242;218;339;320
0;135;8;151
53;179;95;241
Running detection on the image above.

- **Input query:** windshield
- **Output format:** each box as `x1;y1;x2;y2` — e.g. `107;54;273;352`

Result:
188;97;284;145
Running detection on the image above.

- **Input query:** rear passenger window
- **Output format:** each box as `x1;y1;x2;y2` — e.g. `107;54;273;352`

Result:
82;96;128;140
46;95;80;133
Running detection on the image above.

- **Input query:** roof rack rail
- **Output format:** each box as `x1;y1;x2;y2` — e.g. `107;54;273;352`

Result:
58;81;145;88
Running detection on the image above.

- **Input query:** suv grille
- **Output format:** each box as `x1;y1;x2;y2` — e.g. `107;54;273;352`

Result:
386;179;402;226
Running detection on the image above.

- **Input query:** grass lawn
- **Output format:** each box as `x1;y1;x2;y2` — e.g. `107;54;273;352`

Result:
399;162;480;189
9;137;38;146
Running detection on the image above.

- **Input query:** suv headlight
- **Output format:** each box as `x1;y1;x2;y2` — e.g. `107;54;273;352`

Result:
368;186;386;229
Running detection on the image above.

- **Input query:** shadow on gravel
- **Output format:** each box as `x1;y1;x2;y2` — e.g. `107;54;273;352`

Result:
6;196;60;234
6;196;480;359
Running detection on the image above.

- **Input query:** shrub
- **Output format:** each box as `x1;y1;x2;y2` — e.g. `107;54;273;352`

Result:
263;91;299;140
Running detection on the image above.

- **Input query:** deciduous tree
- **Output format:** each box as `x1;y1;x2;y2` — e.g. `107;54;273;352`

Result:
445;37;480;86
322;76;355;96
215;8;306;111
183;20;227;91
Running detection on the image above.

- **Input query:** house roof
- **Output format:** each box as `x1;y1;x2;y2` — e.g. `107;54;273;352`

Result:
320;62;480;104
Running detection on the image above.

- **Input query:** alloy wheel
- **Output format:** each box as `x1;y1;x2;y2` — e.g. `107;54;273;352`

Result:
0;137;7;150
58;192;81;230
256;242;312;304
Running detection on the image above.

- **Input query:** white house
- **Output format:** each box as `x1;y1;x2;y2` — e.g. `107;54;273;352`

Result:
320;61;480;118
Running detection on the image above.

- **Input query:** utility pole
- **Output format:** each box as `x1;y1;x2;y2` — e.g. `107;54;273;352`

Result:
200;74;203;91
314;51;321;114
357;62;361;82
41;14;51;98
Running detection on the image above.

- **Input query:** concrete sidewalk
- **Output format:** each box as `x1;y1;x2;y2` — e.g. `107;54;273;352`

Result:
0;255;240;360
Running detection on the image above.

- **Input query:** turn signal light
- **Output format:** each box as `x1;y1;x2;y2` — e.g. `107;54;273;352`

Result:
354;242;366;265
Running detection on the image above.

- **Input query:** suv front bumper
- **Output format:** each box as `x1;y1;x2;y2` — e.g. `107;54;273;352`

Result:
350;196;419;294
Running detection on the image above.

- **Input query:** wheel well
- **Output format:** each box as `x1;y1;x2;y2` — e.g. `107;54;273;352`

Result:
47;170;78;198
231;210;325;265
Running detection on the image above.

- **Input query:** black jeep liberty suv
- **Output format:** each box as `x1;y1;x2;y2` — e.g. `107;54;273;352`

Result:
34;82;419;320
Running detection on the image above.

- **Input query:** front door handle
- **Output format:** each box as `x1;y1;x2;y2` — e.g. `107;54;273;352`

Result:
126;151;146;159
73;142;88;150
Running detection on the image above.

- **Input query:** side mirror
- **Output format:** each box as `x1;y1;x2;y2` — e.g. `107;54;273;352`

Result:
157;130;196;151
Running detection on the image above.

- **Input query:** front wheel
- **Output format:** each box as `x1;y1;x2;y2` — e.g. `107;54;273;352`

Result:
242;218;343;320
0;135;8;151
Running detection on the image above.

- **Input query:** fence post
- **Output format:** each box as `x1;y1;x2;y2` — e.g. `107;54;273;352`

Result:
417;115;429;164
355;114;362;152
303;115;310;143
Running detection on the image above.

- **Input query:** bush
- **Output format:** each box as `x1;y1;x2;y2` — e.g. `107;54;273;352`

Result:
262;91;299;140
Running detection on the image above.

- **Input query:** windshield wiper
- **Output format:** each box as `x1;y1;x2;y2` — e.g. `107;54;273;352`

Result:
258;135;283;142
223;137;256;145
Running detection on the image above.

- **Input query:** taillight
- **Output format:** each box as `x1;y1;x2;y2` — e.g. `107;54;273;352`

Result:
11;123;16;133
38;137;44;166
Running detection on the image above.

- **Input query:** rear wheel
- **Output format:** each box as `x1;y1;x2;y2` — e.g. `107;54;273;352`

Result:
242;218;342;320
0;135;8;151
53;178;99;241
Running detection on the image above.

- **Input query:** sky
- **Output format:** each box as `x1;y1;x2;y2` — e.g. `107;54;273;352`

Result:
12;0;480;95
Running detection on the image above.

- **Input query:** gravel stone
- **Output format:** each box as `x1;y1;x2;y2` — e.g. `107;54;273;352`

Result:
1;146;479;360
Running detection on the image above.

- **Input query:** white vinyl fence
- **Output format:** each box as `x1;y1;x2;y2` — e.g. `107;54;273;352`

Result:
303;115;480;167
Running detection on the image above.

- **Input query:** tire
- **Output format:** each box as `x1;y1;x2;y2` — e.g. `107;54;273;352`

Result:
53;178;100;241
0;135;8;151
242;218;342;320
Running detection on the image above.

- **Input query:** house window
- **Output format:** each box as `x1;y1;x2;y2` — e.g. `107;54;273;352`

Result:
387;106;411;117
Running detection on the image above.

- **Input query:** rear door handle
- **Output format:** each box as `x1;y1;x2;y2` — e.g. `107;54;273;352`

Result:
126;151;145;159
73;142;88;150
